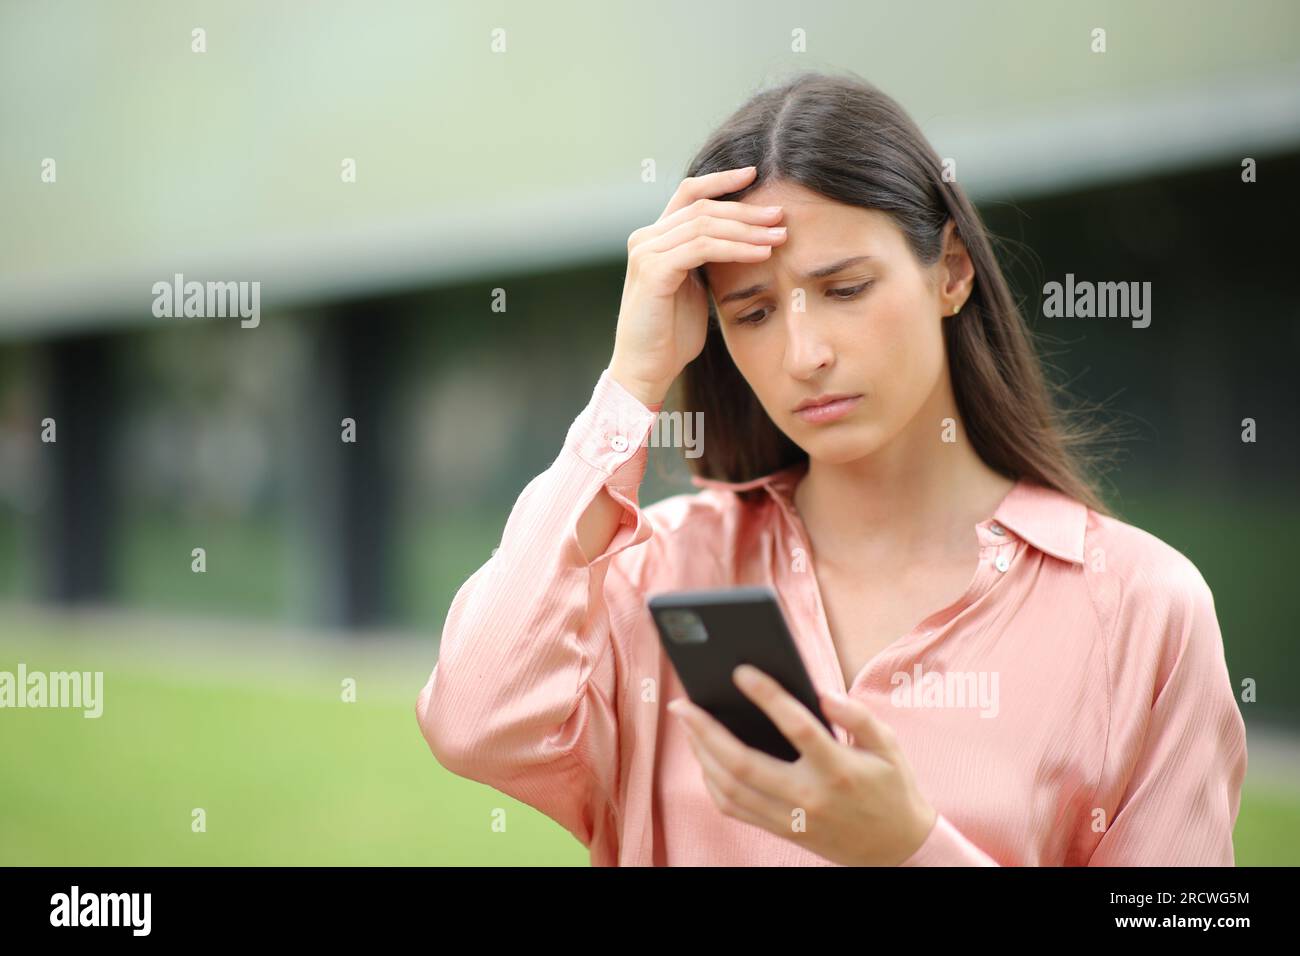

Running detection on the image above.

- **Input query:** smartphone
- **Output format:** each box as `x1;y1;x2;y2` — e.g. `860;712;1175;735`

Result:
647;585;835;762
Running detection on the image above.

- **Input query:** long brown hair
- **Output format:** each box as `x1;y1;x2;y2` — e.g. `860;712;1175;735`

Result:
675;70;1115;515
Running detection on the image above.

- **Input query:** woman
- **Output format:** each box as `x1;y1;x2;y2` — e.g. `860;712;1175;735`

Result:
415;71;1247;866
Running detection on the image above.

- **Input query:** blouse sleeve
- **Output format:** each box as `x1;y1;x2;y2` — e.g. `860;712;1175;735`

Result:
414;367;661;848
1086;565;1247;866
898;813;1000;866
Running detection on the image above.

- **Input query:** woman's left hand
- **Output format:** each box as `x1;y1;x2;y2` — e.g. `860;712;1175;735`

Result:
667;663;937;866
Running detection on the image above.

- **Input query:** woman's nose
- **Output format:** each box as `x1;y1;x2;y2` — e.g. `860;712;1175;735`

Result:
782;307;834;377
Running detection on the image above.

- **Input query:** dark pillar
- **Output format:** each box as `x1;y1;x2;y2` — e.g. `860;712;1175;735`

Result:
335;305;395;628
37;334;117;604
291;304;397;630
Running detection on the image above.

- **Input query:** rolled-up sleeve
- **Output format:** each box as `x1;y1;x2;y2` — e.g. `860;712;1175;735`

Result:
414;368;661;848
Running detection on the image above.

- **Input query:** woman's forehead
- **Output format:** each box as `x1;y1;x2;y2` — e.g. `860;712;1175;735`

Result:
703;206;900;289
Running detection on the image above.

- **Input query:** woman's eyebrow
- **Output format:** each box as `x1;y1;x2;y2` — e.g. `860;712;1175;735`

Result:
717;255;877;304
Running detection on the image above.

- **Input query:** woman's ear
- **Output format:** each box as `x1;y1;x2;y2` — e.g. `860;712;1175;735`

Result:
939;220;975;309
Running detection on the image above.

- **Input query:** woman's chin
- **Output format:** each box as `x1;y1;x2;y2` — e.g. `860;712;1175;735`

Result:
794;421;886;464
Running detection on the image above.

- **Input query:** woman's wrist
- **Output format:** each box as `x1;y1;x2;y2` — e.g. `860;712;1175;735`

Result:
607;364;671;408
894;797;939;865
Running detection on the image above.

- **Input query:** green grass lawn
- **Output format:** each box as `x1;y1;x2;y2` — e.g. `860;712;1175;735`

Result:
1;614;1296;866
0;622;588;866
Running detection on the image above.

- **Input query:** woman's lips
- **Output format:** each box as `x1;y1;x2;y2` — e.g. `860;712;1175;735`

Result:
794;394;863;424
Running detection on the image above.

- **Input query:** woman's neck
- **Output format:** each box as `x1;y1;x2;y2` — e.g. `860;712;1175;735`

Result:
791;381;1015;569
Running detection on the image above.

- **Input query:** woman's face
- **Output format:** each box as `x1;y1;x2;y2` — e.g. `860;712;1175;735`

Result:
702;180;970;465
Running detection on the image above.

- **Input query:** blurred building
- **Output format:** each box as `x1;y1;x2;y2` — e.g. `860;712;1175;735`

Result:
0;0;1297;719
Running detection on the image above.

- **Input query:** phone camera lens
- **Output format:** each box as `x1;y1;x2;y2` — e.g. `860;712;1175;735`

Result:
661;609;709;644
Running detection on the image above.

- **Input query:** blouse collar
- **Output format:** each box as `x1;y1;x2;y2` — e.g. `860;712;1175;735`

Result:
690;463;1088;566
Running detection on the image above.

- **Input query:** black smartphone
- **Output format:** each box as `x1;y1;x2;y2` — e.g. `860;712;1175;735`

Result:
647;585;835;762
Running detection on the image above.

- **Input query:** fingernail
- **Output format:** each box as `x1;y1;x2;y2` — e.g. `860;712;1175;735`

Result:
767;227;787;238
764;205;783;214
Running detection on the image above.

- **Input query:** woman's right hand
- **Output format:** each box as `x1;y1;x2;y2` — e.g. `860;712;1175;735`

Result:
608;165;788;406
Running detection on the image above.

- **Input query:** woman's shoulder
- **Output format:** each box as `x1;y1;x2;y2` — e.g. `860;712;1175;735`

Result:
1084;505;1212;593
1080;502;1219;642
610;481;773;589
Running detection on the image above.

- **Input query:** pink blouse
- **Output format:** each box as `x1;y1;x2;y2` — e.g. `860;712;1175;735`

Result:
415;368;1248;866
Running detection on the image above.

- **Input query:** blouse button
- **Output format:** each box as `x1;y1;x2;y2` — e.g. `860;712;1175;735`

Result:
609;434;628;453
994;553;1010;573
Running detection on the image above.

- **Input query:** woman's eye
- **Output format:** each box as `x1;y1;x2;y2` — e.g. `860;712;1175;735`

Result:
735;281;872;325
829;281;873;299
